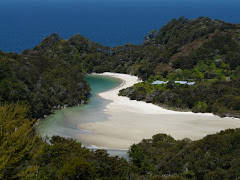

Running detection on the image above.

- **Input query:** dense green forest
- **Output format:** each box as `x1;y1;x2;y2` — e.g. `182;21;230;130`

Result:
1;17;240;179
116;17;240;118
129;129;240;180
0;103;131;179
0;46;90;118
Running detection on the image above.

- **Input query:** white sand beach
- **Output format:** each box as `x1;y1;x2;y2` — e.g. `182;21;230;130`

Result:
77;72;240;150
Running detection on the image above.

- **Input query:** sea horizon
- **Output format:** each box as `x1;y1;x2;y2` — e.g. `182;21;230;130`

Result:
1;0;240;53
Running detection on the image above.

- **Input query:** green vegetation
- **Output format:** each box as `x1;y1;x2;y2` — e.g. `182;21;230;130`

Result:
116;17;240;118
0;103;43;179
129;129;240;180
0;103;131;179
0;43;90;118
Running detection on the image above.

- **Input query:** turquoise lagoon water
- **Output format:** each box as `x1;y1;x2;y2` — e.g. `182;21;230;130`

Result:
35;75;129;158
36;75;122;139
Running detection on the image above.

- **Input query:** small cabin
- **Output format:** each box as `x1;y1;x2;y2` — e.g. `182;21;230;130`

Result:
175;81;188;85
187;82;195;86
151;80;169;85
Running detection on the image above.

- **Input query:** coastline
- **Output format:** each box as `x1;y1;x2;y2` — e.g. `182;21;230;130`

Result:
76;72;240;150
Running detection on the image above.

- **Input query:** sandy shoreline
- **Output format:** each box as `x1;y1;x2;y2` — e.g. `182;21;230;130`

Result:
76;72;240;150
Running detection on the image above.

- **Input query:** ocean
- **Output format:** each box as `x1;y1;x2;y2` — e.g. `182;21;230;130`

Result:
0;0;240;53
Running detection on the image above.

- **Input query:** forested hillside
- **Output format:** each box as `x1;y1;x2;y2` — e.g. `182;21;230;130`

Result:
129;129;240;180
117;17;240;117
0;103;131;179
33;17;240;82
21;17;240;84
0;48;90;118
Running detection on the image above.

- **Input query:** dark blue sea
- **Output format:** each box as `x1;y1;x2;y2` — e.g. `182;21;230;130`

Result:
1;0;240;53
